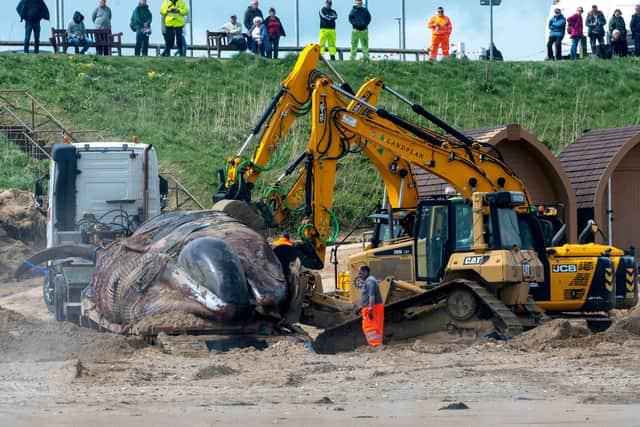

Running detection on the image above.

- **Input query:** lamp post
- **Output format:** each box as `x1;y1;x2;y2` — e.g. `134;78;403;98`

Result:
189;0;193;56
480;0;501;61
401;0;406;61
296;0;300;48
393;17;401;57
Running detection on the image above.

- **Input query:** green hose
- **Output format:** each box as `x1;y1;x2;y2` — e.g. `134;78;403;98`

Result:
263;185;304;213
296;208;340;244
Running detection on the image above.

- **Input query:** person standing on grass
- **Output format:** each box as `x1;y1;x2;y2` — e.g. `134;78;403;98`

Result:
68;11;92;54
547;8;566;60
92;0;112;55
264;8;286;59
631;4;640;56
349;0;371;60
427;6;452;60
244;0;263;31
131;0;152;56
586;4;606;57
567;7;584;60
160;0;188;56
357;265;383;347
319;0;338;60
248;16;269;57
16;0;50;54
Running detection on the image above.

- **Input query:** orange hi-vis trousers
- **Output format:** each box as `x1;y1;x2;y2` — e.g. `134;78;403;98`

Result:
361;304;384;346
430;34;450;59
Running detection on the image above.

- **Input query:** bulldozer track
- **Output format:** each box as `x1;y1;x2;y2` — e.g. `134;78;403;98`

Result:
457;280;524;337
314;279;529;353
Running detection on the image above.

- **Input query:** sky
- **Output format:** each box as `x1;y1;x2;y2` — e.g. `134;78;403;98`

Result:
3;1;553;60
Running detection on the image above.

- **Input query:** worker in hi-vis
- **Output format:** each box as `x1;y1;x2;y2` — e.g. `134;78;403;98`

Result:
357;265;383;347
427;6;452;60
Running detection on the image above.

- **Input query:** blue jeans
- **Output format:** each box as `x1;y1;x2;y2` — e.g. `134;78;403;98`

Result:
69;36;92;54
570;37;580;59
24;20;41;53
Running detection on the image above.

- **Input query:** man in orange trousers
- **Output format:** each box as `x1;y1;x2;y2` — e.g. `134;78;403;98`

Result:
427;6;452;60
358;265;383;346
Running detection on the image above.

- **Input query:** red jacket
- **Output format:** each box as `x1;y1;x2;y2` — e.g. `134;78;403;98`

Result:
567;13;583;38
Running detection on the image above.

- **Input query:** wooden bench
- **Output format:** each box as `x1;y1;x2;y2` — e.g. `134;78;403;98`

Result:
206;31;246;58
86;29;123;56
49;28;123;55
49;28;69;54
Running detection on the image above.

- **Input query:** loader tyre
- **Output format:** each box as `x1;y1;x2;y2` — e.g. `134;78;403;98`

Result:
54;275;66;322
446;287;477;321
42;276;55;314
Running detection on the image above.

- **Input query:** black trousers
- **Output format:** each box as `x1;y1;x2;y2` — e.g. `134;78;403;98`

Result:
589;34;605;57
547;36;563;59
268;35;280;59
24;20;41;53
635;36;640;56
164;26;184;56
135;31;149;56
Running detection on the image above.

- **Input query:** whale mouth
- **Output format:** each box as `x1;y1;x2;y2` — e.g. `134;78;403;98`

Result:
178;237;253;318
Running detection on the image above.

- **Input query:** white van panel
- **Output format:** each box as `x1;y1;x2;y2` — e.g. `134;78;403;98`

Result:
47;142;161;247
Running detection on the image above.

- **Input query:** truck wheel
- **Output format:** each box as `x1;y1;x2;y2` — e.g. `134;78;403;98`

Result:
42;276;55;314
54;275;67;322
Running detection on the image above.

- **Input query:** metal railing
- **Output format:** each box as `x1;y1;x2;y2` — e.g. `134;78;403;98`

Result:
0;40;429;61
0;89;103;159
162;174;205;211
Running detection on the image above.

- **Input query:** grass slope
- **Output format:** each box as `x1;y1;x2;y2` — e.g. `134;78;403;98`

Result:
0;135;46;190
1;53;639;226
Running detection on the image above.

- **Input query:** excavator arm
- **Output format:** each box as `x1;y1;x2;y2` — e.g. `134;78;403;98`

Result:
215;44;353;204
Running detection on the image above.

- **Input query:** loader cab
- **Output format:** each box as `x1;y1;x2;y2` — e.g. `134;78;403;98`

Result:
369;210;414;249
413;192;537;283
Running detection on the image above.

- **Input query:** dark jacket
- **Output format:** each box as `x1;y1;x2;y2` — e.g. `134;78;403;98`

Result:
548;14;566;38
609;15;627;37
586;10;606;36
609;37;628;57
319;7;337;29
131;3;152;31
631;13;640;38
349;6;371;31
244;6;263;30
16;0;50;22
264;16;286;37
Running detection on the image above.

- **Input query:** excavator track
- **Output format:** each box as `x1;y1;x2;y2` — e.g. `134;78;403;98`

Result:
313;279;530;354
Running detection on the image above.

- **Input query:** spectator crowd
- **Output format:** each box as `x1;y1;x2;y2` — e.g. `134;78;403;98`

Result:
15;0;462;61
19;1;639;62
547;3;640;60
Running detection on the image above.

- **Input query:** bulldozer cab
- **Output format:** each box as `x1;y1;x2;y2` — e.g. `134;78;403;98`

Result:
414;199;471;282
413;193;534;284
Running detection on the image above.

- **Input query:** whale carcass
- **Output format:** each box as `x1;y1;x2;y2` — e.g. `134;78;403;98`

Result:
18;210;303;336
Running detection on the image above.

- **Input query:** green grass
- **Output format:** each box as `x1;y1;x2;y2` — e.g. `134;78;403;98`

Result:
0;135;47;190
1;53;640;227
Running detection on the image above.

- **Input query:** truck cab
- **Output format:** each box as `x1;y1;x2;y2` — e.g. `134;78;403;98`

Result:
40;142;165;248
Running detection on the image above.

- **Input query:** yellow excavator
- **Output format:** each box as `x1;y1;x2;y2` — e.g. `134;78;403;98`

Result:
214;44;637;352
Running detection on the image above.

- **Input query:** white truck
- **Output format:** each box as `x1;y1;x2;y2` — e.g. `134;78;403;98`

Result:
32;142;167;323
546;0;638;56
